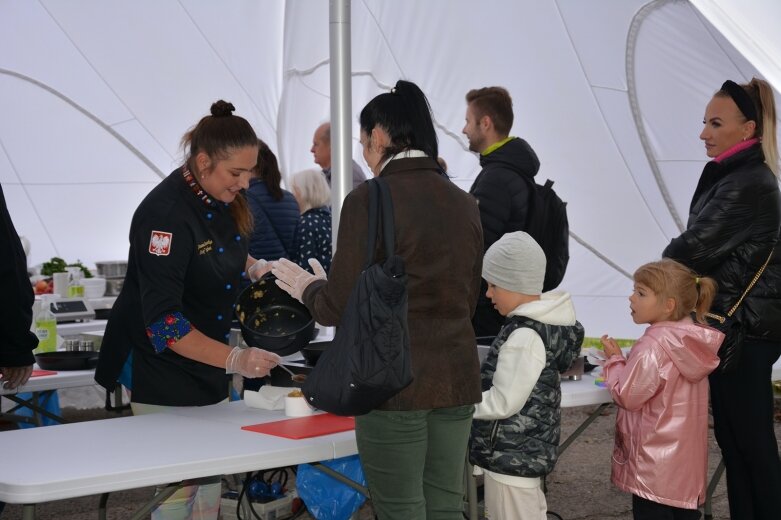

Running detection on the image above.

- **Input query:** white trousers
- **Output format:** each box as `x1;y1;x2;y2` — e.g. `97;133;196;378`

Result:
483;472;547;520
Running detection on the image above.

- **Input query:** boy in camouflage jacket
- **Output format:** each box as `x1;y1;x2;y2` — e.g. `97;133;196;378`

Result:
469;232;583;519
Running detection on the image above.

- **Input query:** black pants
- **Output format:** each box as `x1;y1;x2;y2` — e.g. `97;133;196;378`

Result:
709;338;781;520
632;495;700;520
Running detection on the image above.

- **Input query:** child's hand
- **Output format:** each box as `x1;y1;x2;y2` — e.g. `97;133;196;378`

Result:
600;334;624;359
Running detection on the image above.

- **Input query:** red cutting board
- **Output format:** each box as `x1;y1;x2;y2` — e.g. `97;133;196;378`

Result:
241;414;355;439
31;369;57;377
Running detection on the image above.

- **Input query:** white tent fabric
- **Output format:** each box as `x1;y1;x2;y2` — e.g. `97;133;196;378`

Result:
2;0;780;338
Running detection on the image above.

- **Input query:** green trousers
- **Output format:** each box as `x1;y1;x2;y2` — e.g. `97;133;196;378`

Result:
355;404;474;520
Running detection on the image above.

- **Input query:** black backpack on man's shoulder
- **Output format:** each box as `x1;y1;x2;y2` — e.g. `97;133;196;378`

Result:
522;177;569;292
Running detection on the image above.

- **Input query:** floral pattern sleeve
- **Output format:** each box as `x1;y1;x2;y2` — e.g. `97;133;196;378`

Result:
145;311;193;353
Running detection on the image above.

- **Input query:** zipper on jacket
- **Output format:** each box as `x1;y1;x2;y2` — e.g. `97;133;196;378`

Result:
489;421;500;448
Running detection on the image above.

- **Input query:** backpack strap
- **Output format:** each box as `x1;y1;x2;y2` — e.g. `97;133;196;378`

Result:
376;177;396;258
364;178;396;269
365;179;380;269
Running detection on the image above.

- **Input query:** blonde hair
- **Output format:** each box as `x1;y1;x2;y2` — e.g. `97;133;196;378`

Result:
715;77;779;176
290;169;331;213
633;259;717;324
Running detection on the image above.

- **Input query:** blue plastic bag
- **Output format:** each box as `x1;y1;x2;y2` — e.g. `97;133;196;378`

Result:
296;455;366;520
14;391;62;428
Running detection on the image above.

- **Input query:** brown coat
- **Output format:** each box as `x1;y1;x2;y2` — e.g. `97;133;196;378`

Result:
303;156;483;410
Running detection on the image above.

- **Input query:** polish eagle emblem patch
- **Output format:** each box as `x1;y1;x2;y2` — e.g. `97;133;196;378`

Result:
149;230;173;256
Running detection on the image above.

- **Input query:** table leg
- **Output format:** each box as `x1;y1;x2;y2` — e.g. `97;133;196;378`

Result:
103;388;129;412
4;392;68;425
309;463;370;498
464;460;478;520
558;403;611;455
703;458;726;520
22;504;35;520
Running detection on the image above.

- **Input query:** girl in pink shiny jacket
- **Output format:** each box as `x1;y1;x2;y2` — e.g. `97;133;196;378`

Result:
601;259;724;519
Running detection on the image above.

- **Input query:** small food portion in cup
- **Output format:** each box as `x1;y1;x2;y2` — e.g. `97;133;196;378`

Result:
288;389;304;397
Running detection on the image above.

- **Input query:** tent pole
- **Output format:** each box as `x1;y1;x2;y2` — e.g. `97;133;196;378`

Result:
329;0;353;250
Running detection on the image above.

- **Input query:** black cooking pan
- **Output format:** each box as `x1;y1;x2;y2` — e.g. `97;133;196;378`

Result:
35;352;99;371
301;341;332;366
234;274;314;356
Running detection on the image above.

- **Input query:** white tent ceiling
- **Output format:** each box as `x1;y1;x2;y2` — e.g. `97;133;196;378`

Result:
2;0;780;338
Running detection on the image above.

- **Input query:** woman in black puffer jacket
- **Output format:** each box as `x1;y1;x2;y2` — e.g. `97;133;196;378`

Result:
663;77;781;520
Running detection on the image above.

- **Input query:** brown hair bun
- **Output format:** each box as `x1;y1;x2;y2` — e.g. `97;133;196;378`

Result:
211;100;235;117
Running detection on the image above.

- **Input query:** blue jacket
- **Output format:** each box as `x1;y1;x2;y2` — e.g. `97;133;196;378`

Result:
245;178;300;261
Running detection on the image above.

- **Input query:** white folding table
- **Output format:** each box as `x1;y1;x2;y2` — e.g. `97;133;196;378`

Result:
0;402;350;520
0;369;97;425
2;355;777;520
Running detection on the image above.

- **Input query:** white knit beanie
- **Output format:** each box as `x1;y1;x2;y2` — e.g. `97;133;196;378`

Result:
482;231;546;295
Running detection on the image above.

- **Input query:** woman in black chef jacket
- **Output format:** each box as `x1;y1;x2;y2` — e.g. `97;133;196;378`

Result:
96;100;279;520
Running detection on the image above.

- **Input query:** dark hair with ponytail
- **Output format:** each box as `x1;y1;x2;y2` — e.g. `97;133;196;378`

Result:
180;100;258;236
359;80;443;174
253;139;285;201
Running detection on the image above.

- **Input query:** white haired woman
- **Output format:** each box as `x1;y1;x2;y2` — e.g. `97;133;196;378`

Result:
289;168;332;273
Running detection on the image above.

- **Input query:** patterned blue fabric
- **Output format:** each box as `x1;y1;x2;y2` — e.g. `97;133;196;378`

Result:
245;179;300;261
291;206;332;273
145;311;192;353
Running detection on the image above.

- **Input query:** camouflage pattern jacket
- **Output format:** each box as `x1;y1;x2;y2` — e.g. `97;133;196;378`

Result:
470;293;584;478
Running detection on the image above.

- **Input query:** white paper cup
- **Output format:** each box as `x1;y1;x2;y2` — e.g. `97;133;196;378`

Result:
284;395;313;417
52;272;69;297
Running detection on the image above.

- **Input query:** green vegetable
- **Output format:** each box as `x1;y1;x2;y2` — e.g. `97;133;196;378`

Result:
40;257;93;278
68;261;93;279
40;257;67;277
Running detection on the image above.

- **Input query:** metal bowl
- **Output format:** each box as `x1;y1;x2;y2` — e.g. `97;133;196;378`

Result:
234;274;314;356
95;261;128;278
104;277;125;296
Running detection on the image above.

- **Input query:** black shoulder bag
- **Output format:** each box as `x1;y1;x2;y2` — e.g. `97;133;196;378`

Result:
302;177;413;415
706;249;773;373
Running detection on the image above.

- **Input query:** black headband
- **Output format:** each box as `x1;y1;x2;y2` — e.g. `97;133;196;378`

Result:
721;80;758;122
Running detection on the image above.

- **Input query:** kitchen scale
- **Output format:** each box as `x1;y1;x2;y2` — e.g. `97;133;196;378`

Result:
48;297;96;323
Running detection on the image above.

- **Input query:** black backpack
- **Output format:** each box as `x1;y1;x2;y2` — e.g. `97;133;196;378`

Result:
302;177;413;416
522;177;570;292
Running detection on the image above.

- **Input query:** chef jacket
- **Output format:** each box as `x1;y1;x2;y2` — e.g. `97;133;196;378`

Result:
96;167;247;406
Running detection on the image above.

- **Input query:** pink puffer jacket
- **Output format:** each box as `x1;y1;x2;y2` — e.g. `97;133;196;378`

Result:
603;321;723;509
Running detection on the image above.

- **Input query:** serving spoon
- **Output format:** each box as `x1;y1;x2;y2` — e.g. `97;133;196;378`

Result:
277;363;307;383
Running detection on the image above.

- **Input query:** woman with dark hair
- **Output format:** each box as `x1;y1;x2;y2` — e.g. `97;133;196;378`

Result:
273;80;483;519
96;100;280;520
246;139;300;262
663;77;781;520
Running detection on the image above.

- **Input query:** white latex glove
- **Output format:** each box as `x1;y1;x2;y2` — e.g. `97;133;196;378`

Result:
225;346;280;378
248;259;273;282
272;258;327;303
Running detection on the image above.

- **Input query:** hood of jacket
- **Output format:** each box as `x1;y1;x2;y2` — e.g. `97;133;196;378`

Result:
644;321;723;382
508;291;576;327
479;137;540;180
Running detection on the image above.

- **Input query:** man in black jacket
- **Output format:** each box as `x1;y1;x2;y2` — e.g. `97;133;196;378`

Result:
463;87;541;337
0;182;37;391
